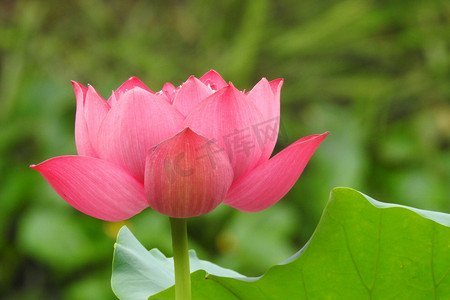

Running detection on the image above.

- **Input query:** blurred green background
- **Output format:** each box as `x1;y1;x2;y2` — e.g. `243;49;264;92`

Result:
0;0;449;299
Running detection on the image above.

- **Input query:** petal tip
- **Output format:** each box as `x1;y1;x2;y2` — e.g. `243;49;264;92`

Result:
71;80;84;87
203;69;220;77
297;131;329;146
86;84;97;93
176;127;200;139
116;76;153;94
225;82;241;94
269;78;284;94
271;78;284;86
199;70;227;90
319;131;329;139
71;81;87;95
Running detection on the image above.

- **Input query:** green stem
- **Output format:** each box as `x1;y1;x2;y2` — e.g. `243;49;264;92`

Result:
170;218;191;300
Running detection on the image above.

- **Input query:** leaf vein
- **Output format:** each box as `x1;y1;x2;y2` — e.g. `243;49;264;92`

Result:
341;222;371;295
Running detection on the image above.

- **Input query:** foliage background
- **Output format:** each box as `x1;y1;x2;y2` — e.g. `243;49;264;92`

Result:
0;0;448;299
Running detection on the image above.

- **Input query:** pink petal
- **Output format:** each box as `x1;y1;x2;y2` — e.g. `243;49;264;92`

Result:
184;84;265;180
199;70;227;91
224;132;328;212
161;82;177;103
172;76;214;117
154;92;172;104
114;77;153;99
108;91;118;106
247;78;283;121
246;78;283;163
84;85;110;152
269;78;283;95
145;128;233;218
72;81;98;157
96;87;184;182
31;156;148;221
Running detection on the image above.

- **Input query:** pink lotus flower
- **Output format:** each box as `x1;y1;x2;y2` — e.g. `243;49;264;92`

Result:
31;70;327;220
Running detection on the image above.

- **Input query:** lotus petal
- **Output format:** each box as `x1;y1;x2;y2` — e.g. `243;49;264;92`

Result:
224;133;328;212
31;156;147;221
97;88;184;181
184;84;264;180
145;128;233;218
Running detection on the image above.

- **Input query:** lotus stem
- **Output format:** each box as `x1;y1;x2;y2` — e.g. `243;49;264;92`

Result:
170;218;191;300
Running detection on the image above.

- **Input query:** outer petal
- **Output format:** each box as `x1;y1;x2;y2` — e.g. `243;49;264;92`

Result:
199;70;227;91
184;84;265;180
72;81;97;157
31;156;148;221
172;76;214;116
246;78;283;163
84;85;110;151
97;87;184;182
224;132;328;212
145;128;233;218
